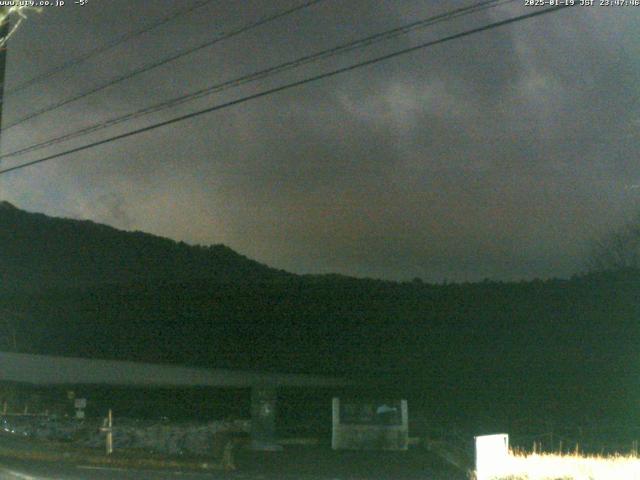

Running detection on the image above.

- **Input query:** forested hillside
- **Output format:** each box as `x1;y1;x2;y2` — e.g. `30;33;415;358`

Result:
1;202;638;430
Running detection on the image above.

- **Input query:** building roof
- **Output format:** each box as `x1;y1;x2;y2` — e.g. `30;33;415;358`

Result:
0;352;350;388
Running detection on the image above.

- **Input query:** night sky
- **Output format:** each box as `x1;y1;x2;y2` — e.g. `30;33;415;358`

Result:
0;1;638;282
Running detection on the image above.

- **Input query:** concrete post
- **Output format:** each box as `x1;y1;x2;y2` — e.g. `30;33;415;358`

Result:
99;409;114;455
250;386;282;450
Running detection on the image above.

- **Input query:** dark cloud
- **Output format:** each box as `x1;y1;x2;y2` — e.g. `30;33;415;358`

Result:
1;1;638;281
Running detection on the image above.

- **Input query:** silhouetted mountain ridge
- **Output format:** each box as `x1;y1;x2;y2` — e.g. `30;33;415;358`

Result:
0;203;288;291
1;202;639;431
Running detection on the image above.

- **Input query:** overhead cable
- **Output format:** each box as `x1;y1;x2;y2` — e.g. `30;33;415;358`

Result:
2;0;219;95
1;0;512;161
1;0;326;131
0;5;573;177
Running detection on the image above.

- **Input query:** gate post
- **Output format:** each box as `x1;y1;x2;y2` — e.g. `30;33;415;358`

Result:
250;386;282;450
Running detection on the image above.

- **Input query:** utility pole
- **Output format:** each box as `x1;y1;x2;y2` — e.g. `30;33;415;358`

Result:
0;15;9;149
0;16;9;131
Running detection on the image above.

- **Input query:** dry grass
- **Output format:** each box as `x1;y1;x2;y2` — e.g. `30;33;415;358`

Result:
488;450;640;480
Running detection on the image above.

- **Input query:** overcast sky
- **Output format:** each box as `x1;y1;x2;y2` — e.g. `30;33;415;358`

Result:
0;0;638;282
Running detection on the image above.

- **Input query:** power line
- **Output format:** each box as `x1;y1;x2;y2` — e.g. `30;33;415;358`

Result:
2;0;219;96
0;0;513;161
0;5;573;177
1;0;325;131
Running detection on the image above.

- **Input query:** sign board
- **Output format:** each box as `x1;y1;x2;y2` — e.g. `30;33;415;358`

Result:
475;434;509;480
332;398;409;450
74;398;87;409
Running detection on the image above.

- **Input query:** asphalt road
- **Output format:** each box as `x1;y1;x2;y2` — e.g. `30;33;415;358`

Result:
0;458;234;480
0;446;466;480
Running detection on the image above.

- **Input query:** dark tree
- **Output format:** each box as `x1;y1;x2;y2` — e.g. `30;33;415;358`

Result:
589;213;640;272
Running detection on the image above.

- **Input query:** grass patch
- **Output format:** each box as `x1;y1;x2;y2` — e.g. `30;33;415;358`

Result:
485;450;640;480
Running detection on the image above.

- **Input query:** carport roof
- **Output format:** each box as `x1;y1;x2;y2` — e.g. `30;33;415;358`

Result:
0;351;350;388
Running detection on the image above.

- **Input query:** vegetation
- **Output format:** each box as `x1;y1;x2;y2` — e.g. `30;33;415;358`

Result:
0;200;288;292
0;202;639;434
487;450;640;480
588;212;640;272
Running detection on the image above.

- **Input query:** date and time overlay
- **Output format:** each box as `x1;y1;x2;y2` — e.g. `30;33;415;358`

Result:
525;0;639;6
0;0;87;7
1;0;639;8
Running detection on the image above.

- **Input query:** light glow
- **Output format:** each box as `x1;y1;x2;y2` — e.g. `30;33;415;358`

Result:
475;433;640;479
475;434;510;480
0;6;40;48
480;450;640;480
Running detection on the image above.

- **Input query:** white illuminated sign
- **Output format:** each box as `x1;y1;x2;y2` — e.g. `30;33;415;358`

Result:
475;433;509;480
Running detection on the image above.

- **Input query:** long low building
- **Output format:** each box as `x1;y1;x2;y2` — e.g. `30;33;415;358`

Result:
0;351;349;388
0;351;352;449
